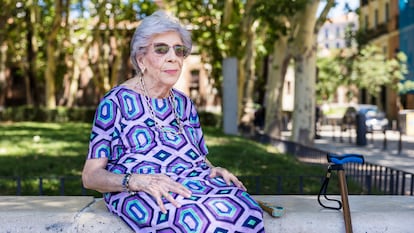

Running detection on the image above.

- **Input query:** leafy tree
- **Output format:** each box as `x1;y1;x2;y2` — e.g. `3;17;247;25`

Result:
165;0;263;131
250;0;308;137
66;0;156;106
317;44;410;116
167;0;243;101
2;0;158;108
355;45;409;110
316;55;342;103
249;0;334;144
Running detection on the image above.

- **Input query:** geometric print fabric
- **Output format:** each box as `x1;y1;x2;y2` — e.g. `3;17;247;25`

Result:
87;86;264;232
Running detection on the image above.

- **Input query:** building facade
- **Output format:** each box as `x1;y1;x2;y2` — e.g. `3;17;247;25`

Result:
317;12;359;105
359;0;414;120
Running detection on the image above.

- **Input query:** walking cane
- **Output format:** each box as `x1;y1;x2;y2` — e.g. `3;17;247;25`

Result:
318;153;364;233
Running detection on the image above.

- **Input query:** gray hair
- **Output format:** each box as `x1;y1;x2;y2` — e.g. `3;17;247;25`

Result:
130;10;192;75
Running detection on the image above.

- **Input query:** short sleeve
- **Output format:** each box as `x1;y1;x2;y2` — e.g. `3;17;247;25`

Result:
87;97;120;160
188;100;209;156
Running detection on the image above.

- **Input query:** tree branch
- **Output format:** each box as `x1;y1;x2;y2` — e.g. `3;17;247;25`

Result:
314;0;335;33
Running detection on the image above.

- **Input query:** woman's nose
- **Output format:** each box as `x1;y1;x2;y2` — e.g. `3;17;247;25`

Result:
165;49;178;62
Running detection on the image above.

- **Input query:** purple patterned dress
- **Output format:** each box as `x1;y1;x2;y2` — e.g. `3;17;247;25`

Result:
87;86;264;232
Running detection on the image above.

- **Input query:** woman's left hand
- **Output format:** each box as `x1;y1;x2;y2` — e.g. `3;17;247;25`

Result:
209;167;247;191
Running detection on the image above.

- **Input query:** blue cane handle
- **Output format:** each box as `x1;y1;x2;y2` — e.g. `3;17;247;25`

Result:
327;153;364;165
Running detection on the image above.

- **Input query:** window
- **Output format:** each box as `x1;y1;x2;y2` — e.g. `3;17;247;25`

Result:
374;9;378;27
364;15;369;29
287;81;291;95
324;29;329;39
385;3;389;22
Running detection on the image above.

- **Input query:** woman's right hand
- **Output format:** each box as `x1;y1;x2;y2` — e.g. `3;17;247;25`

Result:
128;173;192;214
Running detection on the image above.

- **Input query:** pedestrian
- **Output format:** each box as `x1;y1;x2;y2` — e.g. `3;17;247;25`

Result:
81;10;264;232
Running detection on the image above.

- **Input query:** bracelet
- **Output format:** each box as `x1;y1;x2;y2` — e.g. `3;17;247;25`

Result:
122;173;137;195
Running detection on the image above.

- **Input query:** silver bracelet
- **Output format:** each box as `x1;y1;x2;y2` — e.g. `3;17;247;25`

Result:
122;173;137;195
122;173;131;192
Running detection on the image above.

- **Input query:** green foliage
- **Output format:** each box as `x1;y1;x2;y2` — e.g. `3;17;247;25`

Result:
169;0;309;95
198;111;222;128
250;0;308;53
355;46;388;95
171;0;242;91
317;45;410;102
356;45;409;96
399;80;414;94
2;0;158;107
316;56;343;102
389;52;412;94
0;106;96;122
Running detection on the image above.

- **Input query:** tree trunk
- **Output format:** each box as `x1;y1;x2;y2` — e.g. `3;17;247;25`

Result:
0;42;7;107
66;46;84;107
44;0;62;108
290;1;319;145
240;20;258;131
59;0;73;106
109;19;124;87
239;0;257;132
264;36;290;138
45;39;57;108
25;0;39;106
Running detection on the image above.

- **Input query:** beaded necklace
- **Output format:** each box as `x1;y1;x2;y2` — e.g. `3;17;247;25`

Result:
139;75;183;135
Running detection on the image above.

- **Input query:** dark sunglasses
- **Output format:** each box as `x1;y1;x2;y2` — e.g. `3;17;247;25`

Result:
152;43;190;57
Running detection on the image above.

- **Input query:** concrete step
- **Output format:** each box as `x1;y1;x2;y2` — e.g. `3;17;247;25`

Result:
0;195;413;233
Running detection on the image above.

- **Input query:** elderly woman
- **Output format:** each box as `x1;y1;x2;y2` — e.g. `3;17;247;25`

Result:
82;10;264;232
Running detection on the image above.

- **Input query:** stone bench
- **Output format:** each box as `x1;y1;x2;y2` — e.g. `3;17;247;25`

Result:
1;195;413;232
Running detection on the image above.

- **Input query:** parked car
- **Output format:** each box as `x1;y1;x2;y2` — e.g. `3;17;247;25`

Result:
341;104;389;133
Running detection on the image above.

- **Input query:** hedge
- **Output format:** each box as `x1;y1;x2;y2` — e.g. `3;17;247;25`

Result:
0;106;222;127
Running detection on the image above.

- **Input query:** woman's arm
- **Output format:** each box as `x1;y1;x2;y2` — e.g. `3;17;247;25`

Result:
205;158;247;191
82;158;192;214
82;158;124;193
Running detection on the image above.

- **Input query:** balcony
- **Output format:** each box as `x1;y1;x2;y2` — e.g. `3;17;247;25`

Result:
358;23;389;44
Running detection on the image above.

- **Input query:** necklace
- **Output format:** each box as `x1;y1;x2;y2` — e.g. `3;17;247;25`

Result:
139;76;183;135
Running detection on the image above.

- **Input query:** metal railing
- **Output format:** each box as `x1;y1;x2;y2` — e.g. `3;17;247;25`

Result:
344;162;414;195
257;134;414;196
0;176;88;196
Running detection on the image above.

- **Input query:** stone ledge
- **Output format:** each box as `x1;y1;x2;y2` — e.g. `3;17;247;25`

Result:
0;195;413;233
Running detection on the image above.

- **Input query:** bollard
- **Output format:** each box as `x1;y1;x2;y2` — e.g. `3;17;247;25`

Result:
398;129;402;154
356;113;367;146
383;130;387;150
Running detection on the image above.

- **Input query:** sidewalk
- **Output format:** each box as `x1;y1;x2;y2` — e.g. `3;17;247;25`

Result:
311;125;414;174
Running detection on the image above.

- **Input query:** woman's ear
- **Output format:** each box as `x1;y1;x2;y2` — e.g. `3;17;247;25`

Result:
136;57;146;73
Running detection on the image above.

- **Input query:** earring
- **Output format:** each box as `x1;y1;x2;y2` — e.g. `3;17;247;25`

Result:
140;66;146;74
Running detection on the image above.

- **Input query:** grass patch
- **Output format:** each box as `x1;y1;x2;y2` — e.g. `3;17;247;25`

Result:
0;122;364;196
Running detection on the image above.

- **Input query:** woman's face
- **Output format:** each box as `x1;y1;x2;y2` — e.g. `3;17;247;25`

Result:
139;31;187;90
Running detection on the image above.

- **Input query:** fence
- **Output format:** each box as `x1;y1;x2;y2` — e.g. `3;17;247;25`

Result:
257;134;414;196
